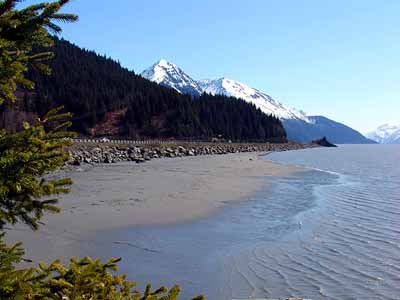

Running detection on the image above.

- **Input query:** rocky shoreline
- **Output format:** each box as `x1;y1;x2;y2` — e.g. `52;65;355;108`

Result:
68;141;319;165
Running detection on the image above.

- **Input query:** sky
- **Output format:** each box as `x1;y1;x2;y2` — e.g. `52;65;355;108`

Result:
26;0;400;133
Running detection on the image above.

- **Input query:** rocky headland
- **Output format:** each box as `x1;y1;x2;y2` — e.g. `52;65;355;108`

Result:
312;136;337;147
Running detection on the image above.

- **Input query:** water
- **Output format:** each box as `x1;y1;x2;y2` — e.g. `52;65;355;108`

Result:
89;145;400;300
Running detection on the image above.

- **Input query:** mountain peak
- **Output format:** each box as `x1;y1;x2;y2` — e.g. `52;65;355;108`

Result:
378;123;400;130
367;123;400;144
141;60;310;122
156;58;178;69
157;58;171;65
141;59;202;96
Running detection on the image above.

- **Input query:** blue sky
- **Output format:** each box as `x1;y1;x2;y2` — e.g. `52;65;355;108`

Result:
27;0;400;132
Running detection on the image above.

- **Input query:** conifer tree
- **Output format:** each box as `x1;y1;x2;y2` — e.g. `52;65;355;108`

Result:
0;0;78;229
0;1;204;299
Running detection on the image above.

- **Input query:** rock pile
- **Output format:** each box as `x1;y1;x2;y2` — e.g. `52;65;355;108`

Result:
68;142;318;166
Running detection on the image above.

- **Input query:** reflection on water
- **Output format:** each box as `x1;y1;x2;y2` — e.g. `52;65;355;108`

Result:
90;145;400;300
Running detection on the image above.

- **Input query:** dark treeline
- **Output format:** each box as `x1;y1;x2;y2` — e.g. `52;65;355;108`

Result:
11;37;287;142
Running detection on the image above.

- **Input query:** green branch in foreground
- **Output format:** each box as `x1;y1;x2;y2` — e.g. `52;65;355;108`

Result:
0;106;75;230
0;0;78;104
0;234;205;300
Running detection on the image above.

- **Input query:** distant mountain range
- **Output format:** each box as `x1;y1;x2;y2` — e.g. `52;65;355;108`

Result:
283;117;376;144
366;124;400;144
141;60;375;144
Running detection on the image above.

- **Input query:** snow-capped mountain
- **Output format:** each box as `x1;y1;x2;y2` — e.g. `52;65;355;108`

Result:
141;59;309;122
141;59;375;144
198;78;310;122
141;59;202;96
366;124;400;144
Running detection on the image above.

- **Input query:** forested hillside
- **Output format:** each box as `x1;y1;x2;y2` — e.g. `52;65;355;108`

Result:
1;37;286;142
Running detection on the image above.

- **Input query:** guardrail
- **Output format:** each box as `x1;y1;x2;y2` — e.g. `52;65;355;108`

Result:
71;138;283;145
73;138;221;145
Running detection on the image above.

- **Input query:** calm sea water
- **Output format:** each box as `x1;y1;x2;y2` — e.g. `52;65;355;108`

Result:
90;145;400;300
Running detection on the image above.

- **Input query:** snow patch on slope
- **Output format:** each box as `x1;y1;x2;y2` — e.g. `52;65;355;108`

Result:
198;77;310;122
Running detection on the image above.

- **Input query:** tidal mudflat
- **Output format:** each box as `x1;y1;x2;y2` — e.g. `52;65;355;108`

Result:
6;152;298;264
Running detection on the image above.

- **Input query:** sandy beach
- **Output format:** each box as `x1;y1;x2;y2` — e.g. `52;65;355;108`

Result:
6;152;299;263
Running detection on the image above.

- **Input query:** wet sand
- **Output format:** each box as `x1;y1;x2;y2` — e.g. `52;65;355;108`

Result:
6;152;298;263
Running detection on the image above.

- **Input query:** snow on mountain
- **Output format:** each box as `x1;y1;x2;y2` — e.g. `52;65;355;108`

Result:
366;124;400;144
198;78;310;122
140;59;202;96
141;59;310;122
